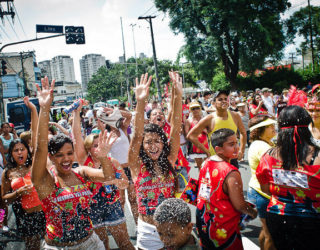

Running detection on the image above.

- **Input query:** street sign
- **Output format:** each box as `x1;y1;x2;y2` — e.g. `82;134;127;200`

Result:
36;25;63;34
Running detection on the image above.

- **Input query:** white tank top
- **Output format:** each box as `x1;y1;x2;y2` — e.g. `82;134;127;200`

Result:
109;128;130;164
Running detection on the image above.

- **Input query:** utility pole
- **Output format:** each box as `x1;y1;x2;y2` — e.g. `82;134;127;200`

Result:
307;0;315;71
289;52;296;69
120;17;131;104
138;15;161;102
19;52;30;96
129;23;138;77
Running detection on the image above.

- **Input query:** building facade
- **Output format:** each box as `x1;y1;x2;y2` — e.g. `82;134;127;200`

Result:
51;55;76;82
79;54;106;90
38;60;53;82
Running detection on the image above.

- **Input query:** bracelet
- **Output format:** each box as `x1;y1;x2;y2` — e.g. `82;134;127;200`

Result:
15;190;19;197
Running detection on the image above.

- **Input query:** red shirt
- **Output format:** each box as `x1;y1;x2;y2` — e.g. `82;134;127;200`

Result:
249;104;268;118
41;169;93;243
196;159;242;249
11;171;42;210
135;163;175;215
84;155;120;204
256;152;320;217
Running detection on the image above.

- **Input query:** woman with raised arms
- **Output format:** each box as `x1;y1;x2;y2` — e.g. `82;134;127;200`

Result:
31;76;116;249
128;72;182;249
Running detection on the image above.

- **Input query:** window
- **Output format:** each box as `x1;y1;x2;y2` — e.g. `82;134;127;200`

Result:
9;107;25;124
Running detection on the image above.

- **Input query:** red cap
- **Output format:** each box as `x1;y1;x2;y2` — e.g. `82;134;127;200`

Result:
9;123;14;128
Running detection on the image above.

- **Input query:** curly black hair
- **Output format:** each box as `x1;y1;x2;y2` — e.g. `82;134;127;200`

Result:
139;123;178;190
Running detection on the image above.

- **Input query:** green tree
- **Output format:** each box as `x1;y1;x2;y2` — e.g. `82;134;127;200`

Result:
154;0;291;89
286;5;320;58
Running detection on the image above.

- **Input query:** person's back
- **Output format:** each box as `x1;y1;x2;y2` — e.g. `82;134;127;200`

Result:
256;105;320;250
257;149;320;217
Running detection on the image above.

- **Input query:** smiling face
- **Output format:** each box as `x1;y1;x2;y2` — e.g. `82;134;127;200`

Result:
12;143;28;166
215;94;229;111
150;108;166;128
143;132;164;161
156;221;193;250
50;143;74;175
215;134;239;161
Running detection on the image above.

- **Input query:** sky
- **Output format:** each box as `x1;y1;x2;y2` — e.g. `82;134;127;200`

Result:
0;0;319;83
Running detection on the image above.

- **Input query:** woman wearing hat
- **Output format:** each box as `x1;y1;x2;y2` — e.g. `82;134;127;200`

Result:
247;115;276;250
184;101;209;168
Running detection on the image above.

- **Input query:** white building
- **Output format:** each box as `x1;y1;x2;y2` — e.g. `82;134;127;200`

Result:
51;55;76;82
38;60;53;81
79;54;106;90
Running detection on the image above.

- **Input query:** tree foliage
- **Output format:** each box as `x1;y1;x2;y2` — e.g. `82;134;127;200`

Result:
86;57;198;103
285;5;320;55
154;0;291;89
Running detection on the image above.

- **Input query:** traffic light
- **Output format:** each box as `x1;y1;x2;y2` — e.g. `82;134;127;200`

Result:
65;26;85;44
1;60;7;76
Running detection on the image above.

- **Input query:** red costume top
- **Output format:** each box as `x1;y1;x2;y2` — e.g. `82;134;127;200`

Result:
41;169;93;243
249;104;268;118
135;163;175;215
190;120;209;154
84;155;120;204
11;171;42;210
196;158;243;249
256;152;320;217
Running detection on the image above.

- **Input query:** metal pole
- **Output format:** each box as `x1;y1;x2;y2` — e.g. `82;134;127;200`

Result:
120;17;131;103
20;52;29;96
130;23;138;77
138;16;161;102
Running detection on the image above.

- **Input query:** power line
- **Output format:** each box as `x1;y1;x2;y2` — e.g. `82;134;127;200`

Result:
140;5;155;17
12;3;27;38
0;24;10;39
5;15;20;40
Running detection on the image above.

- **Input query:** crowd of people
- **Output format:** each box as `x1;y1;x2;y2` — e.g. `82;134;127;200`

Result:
0;74;319;250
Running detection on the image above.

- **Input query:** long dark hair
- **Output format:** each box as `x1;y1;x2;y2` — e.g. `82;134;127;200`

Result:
252;94;267;111
139;123;178;190
278;105;315;170
6;139;32;169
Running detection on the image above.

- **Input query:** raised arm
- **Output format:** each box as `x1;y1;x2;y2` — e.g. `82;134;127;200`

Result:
24;96;38;152
31;77;55;196
72;101;88;165
167;71;182;165
76;130;117;182
128;74;152;179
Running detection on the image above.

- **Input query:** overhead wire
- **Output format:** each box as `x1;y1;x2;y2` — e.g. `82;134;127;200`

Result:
0;24;10;39
140;4;156;17
12;2;27;38
5;15;20;40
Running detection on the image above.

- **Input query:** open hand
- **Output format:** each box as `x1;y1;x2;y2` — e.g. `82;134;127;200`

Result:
37;76;55;109
135;73;152;102
169;71;183;96
96;130;118;160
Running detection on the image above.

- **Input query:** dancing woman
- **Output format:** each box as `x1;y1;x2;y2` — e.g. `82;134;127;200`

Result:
128;72;182;249
31;77;116;249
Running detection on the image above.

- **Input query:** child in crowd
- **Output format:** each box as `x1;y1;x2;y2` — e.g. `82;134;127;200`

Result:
154;198;200;250
196;128;257;249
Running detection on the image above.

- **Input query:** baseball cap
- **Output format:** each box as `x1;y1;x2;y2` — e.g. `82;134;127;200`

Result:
213;90;229;100
261;87;269;93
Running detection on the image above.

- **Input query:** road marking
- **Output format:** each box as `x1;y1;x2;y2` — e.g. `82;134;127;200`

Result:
242;236;259;250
